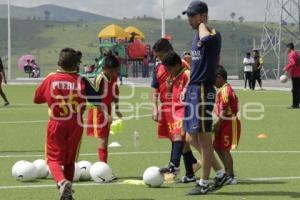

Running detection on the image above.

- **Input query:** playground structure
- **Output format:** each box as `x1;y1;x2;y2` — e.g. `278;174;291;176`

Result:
82;24;150;78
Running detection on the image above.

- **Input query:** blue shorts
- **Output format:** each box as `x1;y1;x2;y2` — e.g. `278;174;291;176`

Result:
183;83;216;134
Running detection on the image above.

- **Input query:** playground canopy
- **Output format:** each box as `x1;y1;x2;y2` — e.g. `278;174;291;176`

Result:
124;26;145;40
98;24;130;39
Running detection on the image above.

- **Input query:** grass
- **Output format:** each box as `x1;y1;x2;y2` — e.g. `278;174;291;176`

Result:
0;85;300;200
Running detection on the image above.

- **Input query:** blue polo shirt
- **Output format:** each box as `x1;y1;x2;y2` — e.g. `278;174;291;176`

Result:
189;30;221;85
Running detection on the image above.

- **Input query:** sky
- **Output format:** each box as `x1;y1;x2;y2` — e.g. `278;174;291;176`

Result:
0;0;267;21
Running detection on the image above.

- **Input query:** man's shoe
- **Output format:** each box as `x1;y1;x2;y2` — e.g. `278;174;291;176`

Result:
210;173;231;191
4;102;9;107
186;183;210;195
177;175;196;183
58;180;73;200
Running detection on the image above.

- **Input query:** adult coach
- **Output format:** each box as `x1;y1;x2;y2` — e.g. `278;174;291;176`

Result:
252;49;263;90
243;52;254;90
283;43;300;109
0;57;9;106
182;1;229;195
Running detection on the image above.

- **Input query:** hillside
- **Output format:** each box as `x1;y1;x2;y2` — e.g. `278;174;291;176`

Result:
0;4;115;22
0;17;297;78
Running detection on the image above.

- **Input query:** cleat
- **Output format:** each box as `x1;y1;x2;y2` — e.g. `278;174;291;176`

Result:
210;173;231;191
186;183;210;195
192;160;201;173
226;175;237;185
3;102;9;107
177;175;196;184
58;180;73;200
159;162;180;176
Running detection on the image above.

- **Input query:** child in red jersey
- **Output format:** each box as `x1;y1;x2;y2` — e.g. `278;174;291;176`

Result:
151;39;200;183
87;54;122;178
34;48;101;200
213;65;241;184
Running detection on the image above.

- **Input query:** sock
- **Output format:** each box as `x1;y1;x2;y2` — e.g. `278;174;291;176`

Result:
63;163;75;182
199;179;209;186
48;161;65;183
170;141;184;168
183;151;197;177
215;169;226;178
98;148;108;163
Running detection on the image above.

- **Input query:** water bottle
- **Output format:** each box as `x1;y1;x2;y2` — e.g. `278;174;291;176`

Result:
133;130;140;147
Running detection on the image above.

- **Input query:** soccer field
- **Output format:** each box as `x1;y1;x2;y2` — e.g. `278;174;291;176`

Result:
0;85;299;200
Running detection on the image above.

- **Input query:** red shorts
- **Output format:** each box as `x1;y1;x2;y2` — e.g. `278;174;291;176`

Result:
158;105;184;142
87;105;111;138
46;118;83;165
213;118;241;151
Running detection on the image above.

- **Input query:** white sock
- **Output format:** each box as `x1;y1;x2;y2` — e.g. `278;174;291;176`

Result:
215;169;225;178
199;179;209;186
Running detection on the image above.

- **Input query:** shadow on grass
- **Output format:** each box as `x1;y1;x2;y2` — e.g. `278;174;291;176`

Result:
237;180;286;185
215;191;300;198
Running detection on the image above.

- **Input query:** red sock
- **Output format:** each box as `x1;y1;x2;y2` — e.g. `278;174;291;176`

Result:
98;148;108;163
63;163;75;182
48;161;65;183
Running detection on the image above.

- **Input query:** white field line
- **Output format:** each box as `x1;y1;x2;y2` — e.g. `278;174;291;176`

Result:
1;150;300;159
0;176;300;190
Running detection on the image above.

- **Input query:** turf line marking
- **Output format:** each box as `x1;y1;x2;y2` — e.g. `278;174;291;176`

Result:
0;176;300;190
1;150;300;159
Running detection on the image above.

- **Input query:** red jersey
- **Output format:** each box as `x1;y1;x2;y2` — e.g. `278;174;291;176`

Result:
215;83;239;117
151;59;190;103
34;70;101;121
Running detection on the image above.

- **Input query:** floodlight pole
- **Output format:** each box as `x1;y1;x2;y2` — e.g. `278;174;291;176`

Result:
161;0;166;38
7;0;11;81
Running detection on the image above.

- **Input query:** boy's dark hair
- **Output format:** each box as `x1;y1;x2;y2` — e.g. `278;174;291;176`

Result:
215;65;227;81
161;51;182;67
246;52;251;56
152;38;173;53
286;42;294;50
57;47;81;70
103;54;120;69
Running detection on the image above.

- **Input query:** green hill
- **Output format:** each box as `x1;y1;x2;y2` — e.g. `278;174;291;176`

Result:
0;4;115;22
0;17;297;78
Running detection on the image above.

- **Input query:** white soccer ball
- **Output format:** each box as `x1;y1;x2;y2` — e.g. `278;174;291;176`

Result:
12;160;29;178
90;162;112;183
73;163;81;182
77;161;92;181
15;162;38;181
33;159;49;179
143;166;164;187
280;74;288;83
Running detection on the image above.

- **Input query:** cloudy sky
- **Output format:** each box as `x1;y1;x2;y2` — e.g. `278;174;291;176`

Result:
0;0;267;21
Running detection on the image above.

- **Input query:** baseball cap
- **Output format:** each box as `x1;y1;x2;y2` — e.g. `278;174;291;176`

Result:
182;1;208;16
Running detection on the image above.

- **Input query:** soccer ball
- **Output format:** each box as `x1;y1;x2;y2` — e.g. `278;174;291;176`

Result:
77;161;92;181
110;119;123;135
15;161;37;181
90;162;112;183
143;166;164;187
280;74;288;83
12;160;29;178
33;159;49;179
73;163;82;182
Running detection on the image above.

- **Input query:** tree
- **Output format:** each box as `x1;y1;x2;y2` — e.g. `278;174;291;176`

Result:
230;12;236;21
238;16;245;23
44;10;50;21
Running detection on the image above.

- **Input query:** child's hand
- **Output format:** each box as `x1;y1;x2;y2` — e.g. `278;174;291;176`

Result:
213;121;221;134
152;107;158;122
115;111;123;119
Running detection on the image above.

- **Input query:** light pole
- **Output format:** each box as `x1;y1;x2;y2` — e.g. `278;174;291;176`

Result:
7;0;11;81
161;0;165;38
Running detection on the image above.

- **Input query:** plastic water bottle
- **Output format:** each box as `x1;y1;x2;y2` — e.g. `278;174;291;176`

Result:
133;130;140;147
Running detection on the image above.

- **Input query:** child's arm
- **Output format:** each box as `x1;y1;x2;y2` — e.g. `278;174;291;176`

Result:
34;80;47;104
